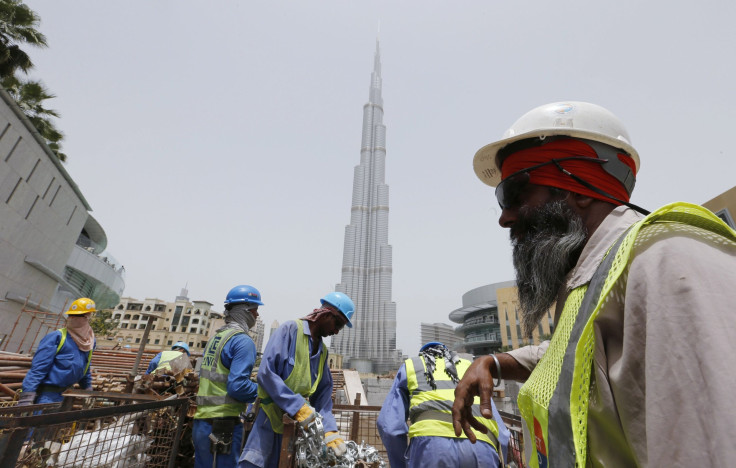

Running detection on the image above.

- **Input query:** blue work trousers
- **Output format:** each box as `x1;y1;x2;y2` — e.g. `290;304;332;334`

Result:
193;419;244;468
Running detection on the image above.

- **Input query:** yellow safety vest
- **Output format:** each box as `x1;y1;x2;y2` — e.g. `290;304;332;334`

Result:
258;320;327;434
154;350;183;373
194;328;249;419
517;202;736;467
406;355;500;450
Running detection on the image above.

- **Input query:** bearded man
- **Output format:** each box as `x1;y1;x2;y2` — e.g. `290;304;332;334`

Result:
451;102;736;466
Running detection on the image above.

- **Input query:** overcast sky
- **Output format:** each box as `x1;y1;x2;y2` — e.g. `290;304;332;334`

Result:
24;1;736;356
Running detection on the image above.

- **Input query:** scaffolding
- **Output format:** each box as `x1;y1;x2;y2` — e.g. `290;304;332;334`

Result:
1;296;69;354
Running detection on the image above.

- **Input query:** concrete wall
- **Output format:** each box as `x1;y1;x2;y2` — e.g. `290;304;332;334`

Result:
0;90;90;352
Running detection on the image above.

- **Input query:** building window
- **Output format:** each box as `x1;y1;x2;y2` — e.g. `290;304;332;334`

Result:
189;328;196;333
192;319;199;325
194;309;200;315
145;305;151;311
117;304;124;310
715;208;735;228
114;314;121;320
126;337;132;343
135;338;140;343
167;340;173;345
172;326;177;332
172;306;182;325
138;324;146;329
124;314;131;320
120;323;128;329
132;315;139;321
154;339;160;344
188;342;193;347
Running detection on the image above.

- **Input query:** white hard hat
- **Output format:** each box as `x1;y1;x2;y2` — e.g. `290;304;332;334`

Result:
473;101;640;188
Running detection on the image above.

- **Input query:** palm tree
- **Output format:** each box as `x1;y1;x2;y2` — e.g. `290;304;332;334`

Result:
0;1;66;162
2;75;66;161
0;0;47;78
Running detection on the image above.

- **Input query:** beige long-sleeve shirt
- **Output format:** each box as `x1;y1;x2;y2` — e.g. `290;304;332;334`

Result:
507;205;736;466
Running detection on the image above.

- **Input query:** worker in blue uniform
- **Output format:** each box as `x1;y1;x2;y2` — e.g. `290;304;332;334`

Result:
238;291;355;468
193;285;261;468
18;298;97;405
377;342;509;468
146;341;191;374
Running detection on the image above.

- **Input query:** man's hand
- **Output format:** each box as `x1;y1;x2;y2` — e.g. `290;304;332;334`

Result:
324;431;347;456
451;355;496;442
294;403;316;429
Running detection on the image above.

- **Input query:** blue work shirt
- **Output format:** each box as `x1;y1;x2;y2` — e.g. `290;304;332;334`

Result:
238;320;335;468
146;352;164;374
377;363;509;468
22;330;94;393
215;331;259;404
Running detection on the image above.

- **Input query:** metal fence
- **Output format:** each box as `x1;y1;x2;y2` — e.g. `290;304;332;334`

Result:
0;391;189;468
332;404;387;463
499;410;526;468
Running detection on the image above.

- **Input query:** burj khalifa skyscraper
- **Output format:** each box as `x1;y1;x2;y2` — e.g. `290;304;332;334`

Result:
329;41;402;375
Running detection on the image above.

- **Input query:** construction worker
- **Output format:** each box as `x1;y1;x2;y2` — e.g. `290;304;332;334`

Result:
238;291;355;468
193;285;262;468
18;298;97;405
145;341;191;374
451;101;736;466
378;342;508;468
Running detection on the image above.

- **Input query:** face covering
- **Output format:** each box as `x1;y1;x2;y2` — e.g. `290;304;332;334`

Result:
218;303;256;333
66;315;95;352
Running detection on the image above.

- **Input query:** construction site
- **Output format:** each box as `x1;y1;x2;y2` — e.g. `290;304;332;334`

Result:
0;339;526;467
0;297;527;467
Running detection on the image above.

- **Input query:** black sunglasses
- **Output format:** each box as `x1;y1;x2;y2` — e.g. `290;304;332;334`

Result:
495;156;650;215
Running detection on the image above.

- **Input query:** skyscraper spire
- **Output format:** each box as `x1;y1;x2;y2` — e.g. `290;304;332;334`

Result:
330;41;402;374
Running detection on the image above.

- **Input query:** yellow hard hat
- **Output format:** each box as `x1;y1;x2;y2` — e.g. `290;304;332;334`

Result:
67;298;96;315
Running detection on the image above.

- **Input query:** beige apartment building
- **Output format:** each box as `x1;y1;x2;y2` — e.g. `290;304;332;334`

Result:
97;290;265;355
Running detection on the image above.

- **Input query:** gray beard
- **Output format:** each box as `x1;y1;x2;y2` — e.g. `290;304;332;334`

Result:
511;200;588;338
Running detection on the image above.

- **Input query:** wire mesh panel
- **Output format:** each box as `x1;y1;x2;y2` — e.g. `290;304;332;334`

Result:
332;404;387;464
499;410;526;468
0;392;188;468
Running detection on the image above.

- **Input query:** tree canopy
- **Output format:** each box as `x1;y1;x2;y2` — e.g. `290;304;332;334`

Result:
0;0;66;162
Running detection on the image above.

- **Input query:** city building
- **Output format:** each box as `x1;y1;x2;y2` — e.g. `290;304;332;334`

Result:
98;288;265;355
329;41;402;374
450;281;554;356
703;185;736;229
420;323;461;350
0;88;124;353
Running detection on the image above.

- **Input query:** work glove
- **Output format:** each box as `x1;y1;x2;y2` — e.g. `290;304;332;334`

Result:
324;431;347;457
17;391;36;406
294;403;316;429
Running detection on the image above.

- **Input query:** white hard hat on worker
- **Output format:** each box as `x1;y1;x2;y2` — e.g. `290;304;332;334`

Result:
473;101;647;216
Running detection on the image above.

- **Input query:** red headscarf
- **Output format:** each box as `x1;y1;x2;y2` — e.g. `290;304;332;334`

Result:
500;138;636;204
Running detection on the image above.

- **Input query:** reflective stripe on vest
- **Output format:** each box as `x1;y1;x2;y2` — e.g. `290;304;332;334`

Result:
154;350;183;372
517;202;736;467
57;328;93;376
406;356;500;450
258;320;327;434
194;328;247;419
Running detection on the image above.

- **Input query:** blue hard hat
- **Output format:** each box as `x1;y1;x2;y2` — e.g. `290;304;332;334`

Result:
172;341;190;356
320;292;355;328
224;285;264;306
420;342;446;353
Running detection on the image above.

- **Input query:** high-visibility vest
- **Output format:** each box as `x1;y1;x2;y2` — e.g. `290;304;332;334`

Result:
258;320;327;434
57;328;93;375
517;202;736;467
153;350;183;373
406;355;500;450
194;328;249;419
